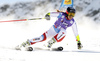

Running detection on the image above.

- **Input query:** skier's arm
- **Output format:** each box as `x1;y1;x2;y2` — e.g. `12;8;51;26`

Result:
72;22;80;42
45;12;60;20
72;22;82;49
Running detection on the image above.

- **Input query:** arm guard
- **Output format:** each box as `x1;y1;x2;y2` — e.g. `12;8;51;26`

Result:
76;35;80;42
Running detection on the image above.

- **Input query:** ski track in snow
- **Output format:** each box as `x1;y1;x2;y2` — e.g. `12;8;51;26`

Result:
0;47;100;61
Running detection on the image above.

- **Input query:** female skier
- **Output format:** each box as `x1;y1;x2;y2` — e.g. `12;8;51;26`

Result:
16;7;82;50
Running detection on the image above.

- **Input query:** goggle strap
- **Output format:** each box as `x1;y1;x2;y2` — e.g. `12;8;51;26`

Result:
66;11;68;14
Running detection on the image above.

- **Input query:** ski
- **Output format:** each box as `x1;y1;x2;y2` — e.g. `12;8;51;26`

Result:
26;46;63;51
15;46;63;51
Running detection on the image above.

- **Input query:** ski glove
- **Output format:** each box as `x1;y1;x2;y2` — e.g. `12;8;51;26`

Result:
45;12;50;20
76;35;83;49
77;41;83;49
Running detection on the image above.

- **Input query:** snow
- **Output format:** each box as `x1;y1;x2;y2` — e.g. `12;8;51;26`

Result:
0;0;100;61
0;17;100;61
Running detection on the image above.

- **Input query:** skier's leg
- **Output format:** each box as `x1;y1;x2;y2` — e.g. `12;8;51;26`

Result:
15;32;47;49
28;32;47;45
17;25;59;48
47;29;66;48
29;25;59;45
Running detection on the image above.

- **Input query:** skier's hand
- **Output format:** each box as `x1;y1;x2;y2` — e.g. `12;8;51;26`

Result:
56;10;63;12
45;12;50;20
77;41;83;50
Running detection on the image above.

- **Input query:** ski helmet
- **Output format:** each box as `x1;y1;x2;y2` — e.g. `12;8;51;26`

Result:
66;7;76;13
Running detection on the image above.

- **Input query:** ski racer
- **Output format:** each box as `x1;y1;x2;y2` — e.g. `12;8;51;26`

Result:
16;7;82;50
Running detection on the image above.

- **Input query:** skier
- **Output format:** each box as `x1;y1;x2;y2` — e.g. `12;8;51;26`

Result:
16;7;82;50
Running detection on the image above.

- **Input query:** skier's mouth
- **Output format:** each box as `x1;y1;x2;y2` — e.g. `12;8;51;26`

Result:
68;16;73;20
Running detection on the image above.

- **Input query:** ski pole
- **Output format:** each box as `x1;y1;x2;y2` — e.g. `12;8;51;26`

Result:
0;17;48;23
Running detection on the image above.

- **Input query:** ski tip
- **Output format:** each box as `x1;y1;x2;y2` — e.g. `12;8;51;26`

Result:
26;47;33;51
52;46;63;51
58;46;63;51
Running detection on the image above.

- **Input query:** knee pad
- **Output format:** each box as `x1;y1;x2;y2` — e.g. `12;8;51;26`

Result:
53;33;66;42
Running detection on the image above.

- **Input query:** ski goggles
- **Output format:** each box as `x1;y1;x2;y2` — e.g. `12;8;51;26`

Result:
68;12;75;17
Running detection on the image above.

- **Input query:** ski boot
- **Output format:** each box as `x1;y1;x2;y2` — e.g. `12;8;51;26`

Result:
77;41;83;50
47;38;56;48
15;40;31;50
46;38;64;51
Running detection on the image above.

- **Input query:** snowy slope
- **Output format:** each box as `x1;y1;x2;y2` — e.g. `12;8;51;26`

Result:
0;0;100;61
0;18;100;61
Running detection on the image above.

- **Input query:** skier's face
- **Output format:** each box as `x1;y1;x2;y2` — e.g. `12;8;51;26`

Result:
68;16;73;20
